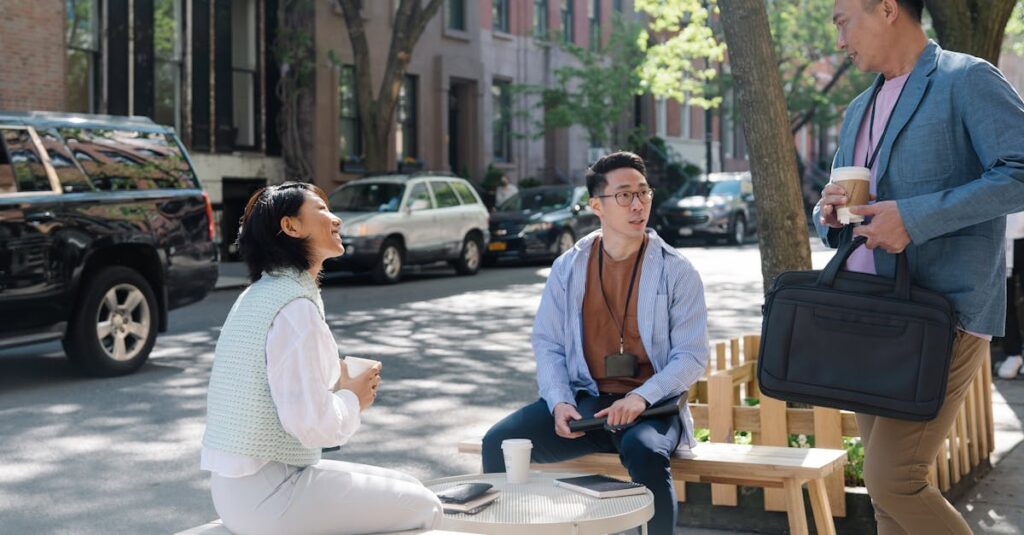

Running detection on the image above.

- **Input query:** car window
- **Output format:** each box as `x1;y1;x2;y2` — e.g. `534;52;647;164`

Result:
430;180;461;208
0;128;52;193
37;129;93;192
58;127;199;191
450;180;480;205
710;180;742;196
329;182;405;213
405;182;434;210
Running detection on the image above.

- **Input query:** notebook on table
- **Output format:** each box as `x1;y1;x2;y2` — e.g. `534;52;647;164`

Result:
553;474;648;498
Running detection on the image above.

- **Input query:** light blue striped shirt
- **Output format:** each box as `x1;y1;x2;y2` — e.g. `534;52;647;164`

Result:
532;229;710;447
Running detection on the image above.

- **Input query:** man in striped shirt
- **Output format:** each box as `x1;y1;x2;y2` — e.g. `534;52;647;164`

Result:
482;152;710;534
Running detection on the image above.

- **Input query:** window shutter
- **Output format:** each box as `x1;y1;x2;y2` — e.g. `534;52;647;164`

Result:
107;0;130;115
214;0;234;152
191;0;211;151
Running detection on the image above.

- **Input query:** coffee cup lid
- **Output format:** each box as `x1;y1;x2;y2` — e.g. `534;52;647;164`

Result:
831;166;871;181
502;438;532;448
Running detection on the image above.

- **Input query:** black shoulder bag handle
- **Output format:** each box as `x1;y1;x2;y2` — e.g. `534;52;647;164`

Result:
816;228;911;301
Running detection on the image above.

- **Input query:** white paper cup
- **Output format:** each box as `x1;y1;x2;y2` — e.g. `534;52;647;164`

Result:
830;166;871;224
343;356;381;378
501;439;532;484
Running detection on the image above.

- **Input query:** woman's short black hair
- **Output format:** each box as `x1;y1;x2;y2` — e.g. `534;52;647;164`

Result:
236;181;329;282
585;151;647;196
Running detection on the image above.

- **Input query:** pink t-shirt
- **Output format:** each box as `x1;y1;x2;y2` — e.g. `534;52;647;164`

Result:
844;72;910;274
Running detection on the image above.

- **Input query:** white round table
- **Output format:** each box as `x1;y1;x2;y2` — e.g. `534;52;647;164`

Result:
425;472;654;535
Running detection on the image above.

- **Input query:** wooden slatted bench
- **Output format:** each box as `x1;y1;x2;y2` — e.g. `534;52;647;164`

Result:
458;438;847;535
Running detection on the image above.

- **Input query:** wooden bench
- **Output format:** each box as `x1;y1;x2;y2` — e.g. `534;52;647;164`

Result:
458;438;847;535
175;519;469;535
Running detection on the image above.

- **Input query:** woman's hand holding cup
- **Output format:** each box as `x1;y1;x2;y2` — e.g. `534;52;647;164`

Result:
335;358;382;411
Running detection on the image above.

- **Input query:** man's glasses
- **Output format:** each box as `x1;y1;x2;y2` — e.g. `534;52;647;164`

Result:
594;189;655;207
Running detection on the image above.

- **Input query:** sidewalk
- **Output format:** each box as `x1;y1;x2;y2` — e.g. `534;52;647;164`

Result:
214;261;249;291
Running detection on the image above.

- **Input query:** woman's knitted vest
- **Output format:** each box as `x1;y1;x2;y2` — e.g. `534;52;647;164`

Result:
203;269;325;466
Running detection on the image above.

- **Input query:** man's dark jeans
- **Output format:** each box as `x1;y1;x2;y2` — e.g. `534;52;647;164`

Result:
482;393;682;535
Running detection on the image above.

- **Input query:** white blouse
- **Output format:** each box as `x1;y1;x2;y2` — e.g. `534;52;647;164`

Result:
201;298;362;477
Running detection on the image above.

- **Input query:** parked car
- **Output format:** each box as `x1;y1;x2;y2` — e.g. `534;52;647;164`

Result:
485;185;599;264
0;111;218;376
653;172;757;245
323;172;489;284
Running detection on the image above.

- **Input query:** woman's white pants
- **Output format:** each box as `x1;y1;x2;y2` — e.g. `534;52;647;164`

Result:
210;459;443;535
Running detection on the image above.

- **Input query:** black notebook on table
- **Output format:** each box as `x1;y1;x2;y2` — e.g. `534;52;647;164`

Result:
554;474;648;498
568;393;686;433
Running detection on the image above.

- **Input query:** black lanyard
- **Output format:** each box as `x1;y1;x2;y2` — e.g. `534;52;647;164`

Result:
863;78;908;170
597;237;647;355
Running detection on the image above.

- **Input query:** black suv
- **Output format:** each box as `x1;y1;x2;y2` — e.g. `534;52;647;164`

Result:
653;172;757;245
0;111;218;376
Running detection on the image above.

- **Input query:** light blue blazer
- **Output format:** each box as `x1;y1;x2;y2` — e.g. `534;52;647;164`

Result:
813;41;1024;335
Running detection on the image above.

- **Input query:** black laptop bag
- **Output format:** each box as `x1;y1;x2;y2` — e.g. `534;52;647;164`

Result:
757;235;957;421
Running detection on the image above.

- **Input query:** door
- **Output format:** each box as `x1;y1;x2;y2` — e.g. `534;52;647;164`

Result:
429;180;466;258
221;177;267;259
0;126;64;336
400;181;438;263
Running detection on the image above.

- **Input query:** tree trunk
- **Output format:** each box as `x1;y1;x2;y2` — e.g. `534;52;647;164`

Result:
924;0;1019;65
339;0;444;172
276;0;315;180
718;0;812;291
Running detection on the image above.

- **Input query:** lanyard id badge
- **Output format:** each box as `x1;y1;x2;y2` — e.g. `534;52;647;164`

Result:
598;238;646;378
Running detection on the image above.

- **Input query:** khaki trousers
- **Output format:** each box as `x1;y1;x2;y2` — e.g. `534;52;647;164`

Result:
856;330;987;535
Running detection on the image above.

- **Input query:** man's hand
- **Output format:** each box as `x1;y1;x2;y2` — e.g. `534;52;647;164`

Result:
594;394;648;429
850;201;911;253
553;403;585;439
817;182;849;229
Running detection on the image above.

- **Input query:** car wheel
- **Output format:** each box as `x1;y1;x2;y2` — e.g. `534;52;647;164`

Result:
63;266;158;376
556;229;575;257
453;234;483;276
371;239;404;284
729;214;746;245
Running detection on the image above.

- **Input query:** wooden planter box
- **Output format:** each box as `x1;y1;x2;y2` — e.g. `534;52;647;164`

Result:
683;333;995;526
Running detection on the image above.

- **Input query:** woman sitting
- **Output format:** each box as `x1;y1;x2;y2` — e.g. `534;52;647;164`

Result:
201;182;442;535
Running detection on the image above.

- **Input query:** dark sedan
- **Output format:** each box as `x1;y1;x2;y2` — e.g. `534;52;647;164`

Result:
485;185;599;264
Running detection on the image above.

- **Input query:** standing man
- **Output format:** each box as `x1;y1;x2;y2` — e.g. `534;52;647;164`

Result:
482;152;709;535
816;1;1024;533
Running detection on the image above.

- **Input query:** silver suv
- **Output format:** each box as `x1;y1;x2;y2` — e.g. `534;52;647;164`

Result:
324;172;490;284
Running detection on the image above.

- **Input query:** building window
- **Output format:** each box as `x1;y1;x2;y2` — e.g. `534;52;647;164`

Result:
493;0;509;33
154;0;183;131
613;0;624;13
588;0;601;50
561;0;573;44
232;0;258;148
534;0;548;38
66;0;100;114
492;80;512;163
396;75;418;162
339;66;362;163
447;0;466;31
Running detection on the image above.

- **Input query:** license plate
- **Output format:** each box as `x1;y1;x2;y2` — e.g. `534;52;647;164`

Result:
678;228;693;236
488;241;507;251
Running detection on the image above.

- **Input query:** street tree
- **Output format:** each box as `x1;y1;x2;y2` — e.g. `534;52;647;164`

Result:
275;0;316;179
515;20;646;149
717;0;813;287
337;0;445;172
924;0;1020;65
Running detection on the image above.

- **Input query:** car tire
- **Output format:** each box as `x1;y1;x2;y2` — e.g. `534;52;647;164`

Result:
729;214;747;245
453;234;483;276
555;229;575;257
371;239;404;284
63;266;158;377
